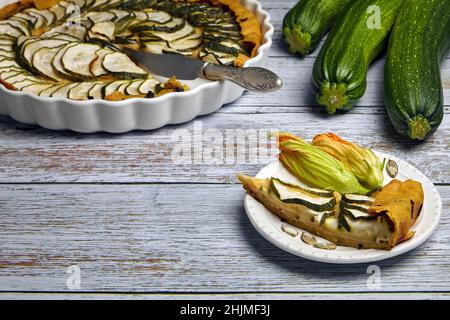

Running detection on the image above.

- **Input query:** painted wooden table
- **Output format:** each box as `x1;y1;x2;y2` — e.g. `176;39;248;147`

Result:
0;0;449;300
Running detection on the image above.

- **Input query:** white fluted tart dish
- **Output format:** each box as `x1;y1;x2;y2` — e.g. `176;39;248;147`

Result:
0;0;273;132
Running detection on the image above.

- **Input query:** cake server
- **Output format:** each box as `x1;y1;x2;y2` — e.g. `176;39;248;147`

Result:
123;48;283;92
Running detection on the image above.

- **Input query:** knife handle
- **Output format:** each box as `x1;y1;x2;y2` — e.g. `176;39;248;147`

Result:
201;63;283;92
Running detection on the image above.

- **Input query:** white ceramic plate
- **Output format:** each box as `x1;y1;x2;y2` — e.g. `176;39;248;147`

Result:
0;0;273;133
243;151;442;264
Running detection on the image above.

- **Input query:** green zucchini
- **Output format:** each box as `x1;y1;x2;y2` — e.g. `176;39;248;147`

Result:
312;0;405;114
283;0;354;55
384;0;450;140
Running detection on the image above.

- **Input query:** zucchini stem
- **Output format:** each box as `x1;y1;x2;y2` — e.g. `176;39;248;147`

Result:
283;26;311;56
317;82;350;114
408;115;431;140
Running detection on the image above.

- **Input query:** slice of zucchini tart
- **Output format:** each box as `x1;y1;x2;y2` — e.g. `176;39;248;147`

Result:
0;0;262;100
238;175;424;250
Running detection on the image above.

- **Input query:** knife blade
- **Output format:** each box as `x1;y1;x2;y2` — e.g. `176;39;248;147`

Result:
123;48;283;92
124;48;205;80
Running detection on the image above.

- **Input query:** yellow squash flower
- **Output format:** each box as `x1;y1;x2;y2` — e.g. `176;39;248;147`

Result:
312;133;384;190
274;132;371;195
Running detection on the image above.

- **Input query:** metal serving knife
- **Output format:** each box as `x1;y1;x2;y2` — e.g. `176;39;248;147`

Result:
123;48;283;92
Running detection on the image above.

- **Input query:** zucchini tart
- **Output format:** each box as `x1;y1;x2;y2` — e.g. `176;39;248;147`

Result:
0;0;262;100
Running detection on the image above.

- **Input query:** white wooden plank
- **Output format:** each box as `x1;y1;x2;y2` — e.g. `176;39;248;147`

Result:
0;111;448;184
0;184;448;292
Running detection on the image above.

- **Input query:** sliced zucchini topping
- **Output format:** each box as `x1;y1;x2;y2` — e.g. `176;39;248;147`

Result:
61;43;100;80
270;178;337;212
342;194;375;206
32;46;66;81
102;52;147;79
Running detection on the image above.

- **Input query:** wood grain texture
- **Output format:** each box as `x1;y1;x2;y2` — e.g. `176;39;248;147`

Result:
0;0;449;298
1;292;449;300
0;184;448;292
0;110;448;184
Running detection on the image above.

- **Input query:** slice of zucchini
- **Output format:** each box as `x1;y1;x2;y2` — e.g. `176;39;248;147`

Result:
38;10;58;26
2;20;30;36
340;207;374;221
125;79;145;95
102;79;129;96
5;72;40;85
25;8;49;28
32;46;66;81
342;202;370;213
51;82;79;98
109;9;131;21
200;51;235;65
145;11;172;24
45;24;87;40
38;83;65;97
100;0;123;10
342;194;375;206
0;50;15;59
133;11;150;22
205;41;244;56
116;81;132;93
50;2;70;21
169;33;202;52
90;21;115;40
0;66;23;74
270;178;337;212
84;11;116;23
114;13;137;33
69;81;98;100
87;81;107;99
61;43;100;80
22;39;68;72
0;22;25;38
90;0;111;10
0;59;20;68
9;16;36;31
71;0;90;9
13;12;38;24
131;17;185;33
1;70;26;81
46;32;81;42
21;82;54;95
89;48;112;77
137;78;158;95
0;38;15;45
141;41;171;54
13;79;41;90
150;23;194;42
16;35;34;50
102;52;147;79
52;43;77;79
87;30;110;42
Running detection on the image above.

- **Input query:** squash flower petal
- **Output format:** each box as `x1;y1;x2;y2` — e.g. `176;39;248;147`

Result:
312;133;384;190
273;132;371;195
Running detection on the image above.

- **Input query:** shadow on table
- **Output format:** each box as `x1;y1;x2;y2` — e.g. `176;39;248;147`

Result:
235;204;418;280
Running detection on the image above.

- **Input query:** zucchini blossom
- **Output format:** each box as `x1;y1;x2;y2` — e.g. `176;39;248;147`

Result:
274;132;370;195
312;133;384;190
